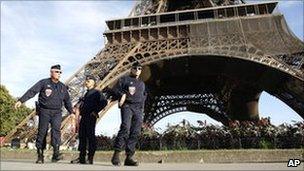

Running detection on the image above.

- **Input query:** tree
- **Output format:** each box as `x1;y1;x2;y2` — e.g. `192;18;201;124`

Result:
0;85;32;136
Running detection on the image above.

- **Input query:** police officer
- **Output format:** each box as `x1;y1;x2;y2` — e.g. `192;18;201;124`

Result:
111;62;146;166
71;75;107;164
14;65;74;164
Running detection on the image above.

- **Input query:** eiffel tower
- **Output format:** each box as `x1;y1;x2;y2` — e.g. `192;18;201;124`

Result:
5;0;304;147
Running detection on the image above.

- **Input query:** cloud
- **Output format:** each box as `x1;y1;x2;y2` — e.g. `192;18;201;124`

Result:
277;0;304;40
1;1;132;102
1;1;133;135
96;103;121;136
278;1;301;9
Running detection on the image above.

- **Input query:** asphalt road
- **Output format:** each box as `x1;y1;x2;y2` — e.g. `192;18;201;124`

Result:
1;160;303;170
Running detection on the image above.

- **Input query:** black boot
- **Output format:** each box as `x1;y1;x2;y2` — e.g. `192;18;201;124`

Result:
87;150;95;164
70;153;86;164
79;151;87;164
124;155;138;166
51;146;63;162
71;151;86;164
87;155;94;165
111;150;121;166
70;157;80;164
35;149;44;164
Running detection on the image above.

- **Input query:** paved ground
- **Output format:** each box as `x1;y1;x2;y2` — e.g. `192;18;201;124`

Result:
0;160;303;170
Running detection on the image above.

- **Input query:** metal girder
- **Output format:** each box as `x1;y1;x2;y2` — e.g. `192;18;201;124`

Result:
6;1;304;147
144;93;229;126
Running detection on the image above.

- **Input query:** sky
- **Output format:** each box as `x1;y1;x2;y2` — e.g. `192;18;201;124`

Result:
1;0;303;136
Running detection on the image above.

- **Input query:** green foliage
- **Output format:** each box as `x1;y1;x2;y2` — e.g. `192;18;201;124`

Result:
259;139;274;149
95;119;304;151
0;85;32;136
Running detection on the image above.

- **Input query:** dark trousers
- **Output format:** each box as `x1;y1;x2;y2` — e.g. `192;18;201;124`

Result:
36;109;62;150
113;104;143;157
78;115;97;157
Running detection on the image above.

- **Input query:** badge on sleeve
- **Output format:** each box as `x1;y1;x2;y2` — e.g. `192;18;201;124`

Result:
45;88;52;97
128;86;136;95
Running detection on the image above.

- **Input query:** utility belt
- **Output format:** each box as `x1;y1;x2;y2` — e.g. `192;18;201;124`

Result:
123;102;143;108
35;101;61;115
35;101;40;115
80;109;99;118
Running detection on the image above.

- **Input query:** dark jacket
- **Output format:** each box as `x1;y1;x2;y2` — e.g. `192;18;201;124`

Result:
78;89;107;117
113;75;147;108
19;78;73;114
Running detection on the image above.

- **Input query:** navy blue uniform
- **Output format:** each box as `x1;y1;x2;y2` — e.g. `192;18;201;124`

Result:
19;78;73;149
113;75;146;157
78;89;107;158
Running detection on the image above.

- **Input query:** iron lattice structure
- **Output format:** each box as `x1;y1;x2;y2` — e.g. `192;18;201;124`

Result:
5;0;304;146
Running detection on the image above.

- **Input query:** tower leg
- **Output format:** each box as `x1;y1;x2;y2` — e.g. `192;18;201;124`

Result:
228;88;262;121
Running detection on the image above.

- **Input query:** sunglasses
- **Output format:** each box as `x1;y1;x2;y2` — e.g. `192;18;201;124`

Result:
132;67;142;70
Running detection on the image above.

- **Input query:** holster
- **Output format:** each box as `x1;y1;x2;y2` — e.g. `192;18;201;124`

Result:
35;101;41;115
90;111;99;118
